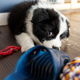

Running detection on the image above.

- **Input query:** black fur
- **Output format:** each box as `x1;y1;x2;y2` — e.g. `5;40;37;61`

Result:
32;8;59;42
8;1;37;35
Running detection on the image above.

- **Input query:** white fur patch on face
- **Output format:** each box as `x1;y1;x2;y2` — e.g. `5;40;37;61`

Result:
43;36;61;48
15;33;34;52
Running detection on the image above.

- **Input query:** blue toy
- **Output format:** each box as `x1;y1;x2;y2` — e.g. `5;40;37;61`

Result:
5;45;70;80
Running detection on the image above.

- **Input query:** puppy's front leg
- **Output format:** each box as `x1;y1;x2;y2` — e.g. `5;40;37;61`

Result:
15;33;34;52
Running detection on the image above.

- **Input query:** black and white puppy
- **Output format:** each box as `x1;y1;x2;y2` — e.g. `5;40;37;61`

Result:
8;1;70;52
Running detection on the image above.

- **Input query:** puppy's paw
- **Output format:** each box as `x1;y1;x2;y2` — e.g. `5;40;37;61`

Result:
21;45;34;53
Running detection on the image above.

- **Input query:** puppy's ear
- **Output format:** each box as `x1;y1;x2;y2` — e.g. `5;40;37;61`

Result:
49;9;59;21
31;9;49;23
66;20;70;39
66;29;70;39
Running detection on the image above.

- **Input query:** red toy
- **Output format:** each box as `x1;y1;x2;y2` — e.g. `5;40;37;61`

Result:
0;46;21;56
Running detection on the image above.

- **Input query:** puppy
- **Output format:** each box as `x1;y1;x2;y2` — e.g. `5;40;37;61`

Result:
8;1;70;52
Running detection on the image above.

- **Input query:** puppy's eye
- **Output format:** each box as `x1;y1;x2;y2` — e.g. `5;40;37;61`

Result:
48;31;54;37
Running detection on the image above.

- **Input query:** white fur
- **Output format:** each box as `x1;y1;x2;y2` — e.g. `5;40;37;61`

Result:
59;15;68;36
43;36;61;48
15;33;34;52
25;2;68;49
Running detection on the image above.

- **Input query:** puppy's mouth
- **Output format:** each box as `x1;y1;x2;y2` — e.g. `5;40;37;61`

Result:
52;46;59;50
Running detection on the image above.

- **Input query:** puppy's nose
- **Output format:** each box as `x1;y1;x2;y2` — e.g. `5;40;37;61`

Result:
52;46;59;50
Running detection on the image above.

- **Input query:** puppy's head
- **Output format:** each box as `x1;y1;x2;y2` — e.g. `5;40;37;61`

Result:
31;8;70;50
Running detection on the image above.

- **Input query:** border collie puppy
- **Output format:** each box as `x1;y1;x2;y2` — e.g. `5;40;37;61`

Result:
8;1;70;52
